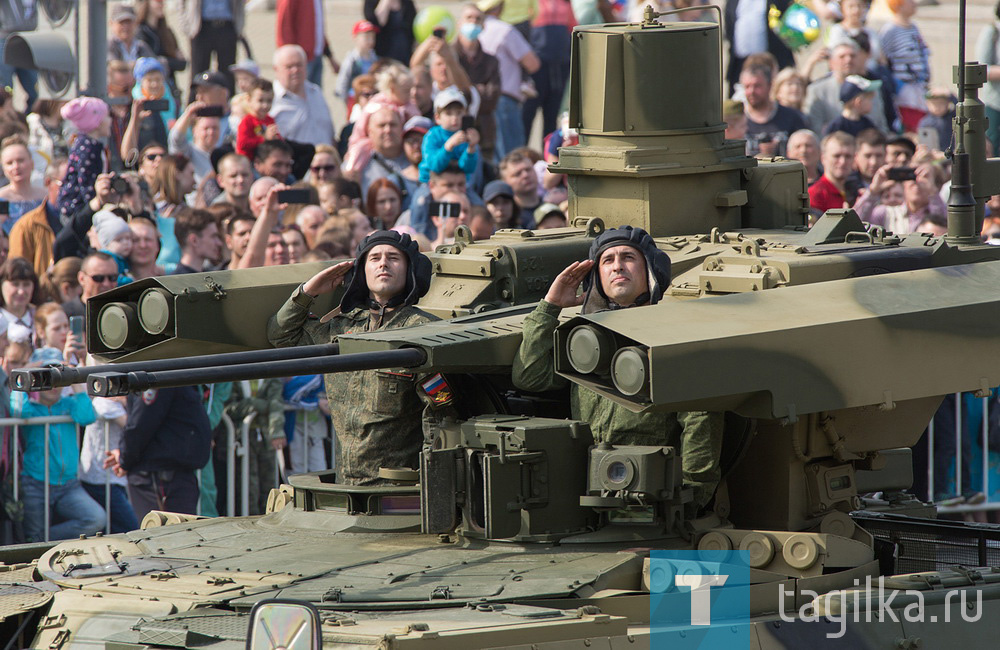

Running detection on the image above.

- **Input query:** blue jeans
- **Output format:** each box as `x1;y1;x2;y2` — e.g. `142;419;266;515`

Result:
21;475;105;542
0;37;39;111
81;481;139;534
495;94;525;160
307;56;323;87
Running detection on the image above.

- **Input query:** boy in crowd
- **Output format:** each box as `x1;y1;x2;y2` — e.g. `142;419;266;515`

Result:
418;87;480;184
335;21;379;111
236;79;281;161
823;75;880;137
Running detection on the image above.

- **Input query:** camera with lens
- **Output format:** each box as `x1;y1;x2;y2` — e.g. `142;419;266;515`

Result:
581;443;681;508
110;174;131;196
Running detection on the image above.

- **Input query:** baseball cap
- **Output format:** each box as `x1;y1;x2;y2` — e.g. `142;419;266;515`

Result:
477;0;503;11
133;57;165;82
926;86;955;101
433;86;468;112
839;74;881;104
353;20;379;35
192;70;228;88
534;203;564;223
110;4;137;22
229;60;261;77
483;180;514;203
403;115;433;137
886;134;916;155
30;347;64;366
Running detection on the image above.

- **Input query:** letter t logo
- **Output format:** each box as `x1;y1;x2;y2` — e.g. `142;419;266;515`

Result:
675;575;729;626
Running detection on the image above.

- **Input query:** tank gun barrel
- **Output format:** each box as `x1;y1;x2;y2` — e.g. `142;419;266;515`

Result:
87;347;427;397
9;343;341;392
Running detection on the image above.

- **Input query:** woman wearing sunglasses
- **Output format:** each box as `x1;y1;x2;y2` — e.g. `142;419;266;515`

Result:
307;145;342;186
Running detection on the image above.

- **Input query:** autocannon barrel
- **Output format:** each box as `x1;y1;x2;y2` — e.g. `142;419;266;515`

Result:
10;343;341;392
87;347;428;396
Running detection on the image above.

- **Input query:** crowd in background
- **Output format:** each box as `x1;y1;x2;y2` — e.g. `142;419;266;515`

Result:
0;0;996;541
723;0;1000;514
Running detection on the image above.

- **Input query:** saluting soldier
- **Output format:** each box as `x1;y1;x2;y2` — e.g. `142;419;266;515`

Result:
513;226;724;516
267;230;439;485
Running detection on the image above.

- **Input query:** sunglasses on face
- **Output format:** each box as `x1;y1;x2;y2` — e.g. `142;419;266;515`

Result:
87;274;116;283
145;152;164;161
311;164;337;173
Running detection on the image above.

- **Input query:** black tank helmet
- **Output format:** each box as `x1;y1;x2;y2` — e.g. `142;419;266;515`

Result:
580;226;672;314
339;230;432;313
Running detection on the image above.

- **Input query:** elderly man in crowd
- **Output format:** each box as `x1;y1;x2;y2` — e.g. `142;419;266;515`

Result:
786;130;822;187
353;106;409;198
271;45;336;146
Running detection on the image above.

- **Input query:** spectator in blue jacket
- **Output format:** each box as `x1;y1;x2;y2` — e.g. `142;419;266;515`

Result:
418;86;480;184
13;347;103;542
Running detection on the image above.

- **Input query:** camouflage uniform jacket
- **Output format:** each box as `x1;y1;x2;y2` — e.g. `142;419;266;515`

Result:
226;379;286;442
267;285;437;485
512;300;723;508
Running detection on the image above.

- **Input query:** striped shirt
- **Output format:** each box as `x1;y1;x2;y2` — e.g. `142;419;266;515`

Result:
879;23;930;85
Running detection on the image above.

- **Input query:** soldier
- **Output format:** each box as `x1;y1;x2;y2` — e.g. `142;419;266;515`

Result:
267;230;436;485
513;226;724;516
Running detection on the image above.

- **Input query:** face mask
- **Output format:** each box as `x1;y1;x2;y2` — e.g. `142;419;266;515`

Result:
460;22;482;41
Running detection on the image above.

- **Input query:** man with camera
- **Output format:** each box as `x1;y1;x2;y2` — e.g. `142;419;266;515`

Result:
53;173;145;261
853;162;946;235
169;101;224;182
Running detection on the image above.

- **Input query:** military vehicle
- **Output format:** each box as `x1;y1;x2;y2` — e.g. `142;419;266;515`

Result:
5;3;1000;648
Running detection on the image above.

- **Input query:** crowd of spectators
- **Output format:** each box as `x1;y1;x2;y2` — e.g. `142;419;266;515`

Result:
725;0;1000;510
0;0;996;540
0;0;588;544
722;0;993;240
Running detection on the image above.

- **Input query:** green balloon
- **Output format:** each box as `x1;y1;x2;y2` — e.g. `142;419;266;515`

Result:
413;5;456;43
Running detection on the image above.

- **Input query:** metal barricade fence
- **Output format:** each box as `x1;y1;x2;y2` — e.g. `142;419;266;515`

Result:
2;411;259;542
2;415;90;542
934;392;998;515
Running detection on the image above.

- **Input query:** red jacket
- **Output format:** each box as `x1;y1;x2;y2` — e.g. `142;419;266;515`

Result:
808;175;848;215
236;113;277;160
276;0;327;61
